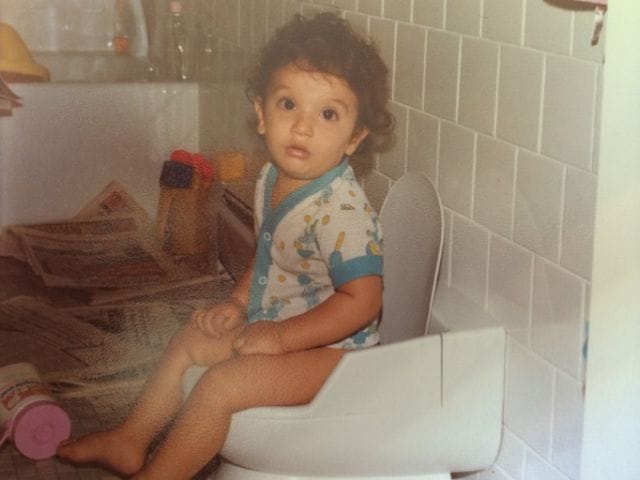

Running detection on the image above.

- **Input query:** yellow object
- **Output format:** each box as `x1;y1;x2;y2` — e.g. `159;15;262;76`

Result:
0;22;49;82
215;151;247;182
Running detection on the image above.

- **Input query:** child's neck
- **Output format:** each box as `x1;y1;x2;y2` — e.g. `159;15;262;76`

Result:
271;173;311;209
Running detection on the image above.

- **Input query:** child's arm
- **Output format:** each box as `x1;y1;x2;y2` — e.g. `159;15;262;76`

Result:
233;274;382;355
192;256;255;337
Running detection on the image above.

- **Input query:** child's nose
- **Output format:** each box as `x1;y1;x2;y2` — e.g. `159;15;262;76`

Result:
291;112;313;137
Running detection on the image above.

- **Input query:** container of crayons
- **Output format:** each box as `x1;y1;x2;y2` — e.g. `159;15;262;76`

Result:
156;150;215;256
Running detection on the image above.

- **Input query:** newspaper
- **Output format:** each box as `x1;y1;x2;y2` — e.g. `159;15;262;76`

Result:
10;224;190;288
0;182;148;261
0;228;27;261
48;302;183;400
73;181;152;227
63;302;182;353
90;273;234;307
15;216;142;236
0;180;228;406
0;296;111;374
0;296;183;402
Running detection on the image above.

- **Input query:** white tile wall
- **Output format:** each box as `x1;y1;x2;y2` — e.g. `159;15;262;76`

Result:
532;258;585;379
482;0;523;45
473;135;516;238
407;110;439;183
425;30;460;121
394;23;426;109
378;102;407;180
561;167;597;279
450;214;489;307
382;0;410;22
525;451;571;480
542;55;598;170
438;122;475;216
413;0;444;28
552;372;584;479
497;46;544;151
445;0;481;36
487;235;532;342
202;1;603;479
525;0;573;55
514;150;565;262
459;38;499;135
505;339;554;456
496;428;526;479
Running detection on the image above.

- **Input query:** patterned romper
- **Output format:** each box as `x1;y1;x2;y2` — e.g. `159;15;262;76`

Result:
247;159;383;349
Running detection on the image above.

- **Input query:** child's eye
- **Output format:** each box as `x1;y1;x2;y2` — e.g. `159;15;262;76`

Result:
321;109;338;121
278;98;295;110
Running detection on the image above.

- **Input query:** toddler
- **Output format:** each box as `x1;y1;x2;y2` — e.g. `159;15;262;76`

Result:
58;12;393;479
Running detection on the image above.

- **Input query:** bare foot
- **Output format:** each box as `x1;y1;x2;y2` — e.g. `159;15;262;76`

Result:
56;428;146;477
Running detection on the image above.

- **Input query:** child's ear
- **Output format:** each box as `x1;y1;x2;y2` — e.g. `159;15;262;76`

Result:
345;126;370;156
253;99;266;135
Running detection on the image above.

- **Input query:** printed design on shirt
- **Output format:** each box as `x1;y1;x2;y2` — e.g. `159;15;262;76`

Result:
343;168;358;186
314;185;333;206
342;322;379;348
256;296;289;321
294;215;318;258
329;231;346;269
365;203;383;257
297;273;322;308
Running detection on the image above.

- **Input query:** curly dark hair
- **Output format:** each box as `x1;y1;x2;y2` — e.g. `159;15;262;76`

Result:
246;12;394;155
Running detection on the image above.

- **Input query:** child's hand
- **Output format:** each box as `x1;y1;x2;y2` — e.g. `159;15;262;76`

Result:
233;321;286;356
191;299;245;338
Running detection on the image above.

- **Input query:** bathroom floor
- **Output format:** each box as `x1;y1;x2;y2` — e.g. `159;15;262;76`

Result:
0;253;233;480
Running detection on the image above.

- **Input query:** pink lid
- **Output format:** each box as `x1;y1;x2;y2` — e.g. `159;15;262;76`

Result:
169;1;183;13
13;402;71;460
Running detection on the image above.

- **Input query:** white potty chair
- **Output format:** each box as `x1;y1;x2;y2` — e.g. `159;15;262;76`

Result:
186;172;506;480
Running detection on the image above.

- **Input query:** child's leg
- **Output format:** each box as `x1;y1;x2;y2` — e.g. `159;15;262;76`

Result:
133;347;346;480
57;322;242;476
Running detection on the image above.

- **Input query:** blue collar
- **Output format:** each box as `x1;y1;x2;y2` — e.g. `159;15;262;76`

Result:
262;158;349;230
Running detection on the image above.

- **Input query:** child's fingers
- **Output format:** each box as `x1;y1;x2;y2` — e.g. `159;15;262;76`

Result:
192;301;244;337
222;314;241;331
191;309;206;330
232;335;246;353
191;308;220;338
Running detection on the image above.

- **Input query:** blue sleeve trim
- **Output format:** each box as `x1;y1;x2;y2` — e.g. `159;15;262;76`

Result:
330;255;383;288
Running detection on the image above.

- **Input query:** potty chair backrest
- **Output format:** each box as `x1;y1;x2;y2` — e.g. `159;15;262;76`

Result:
378;172;443;344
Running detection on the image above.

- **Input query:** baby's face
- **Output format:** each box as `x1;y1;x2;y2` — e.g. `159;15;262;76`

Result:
254;63;369;183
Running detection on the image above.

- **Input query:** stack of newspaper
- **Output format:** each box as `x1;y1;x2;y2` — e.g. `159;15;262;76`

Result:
0;73;21;117
0;181;235;407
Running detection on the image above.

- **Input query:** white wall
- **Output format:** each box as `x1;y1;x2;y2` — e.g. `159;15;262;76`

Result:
201;1;605;479
0;83;198;225
581;1;640;478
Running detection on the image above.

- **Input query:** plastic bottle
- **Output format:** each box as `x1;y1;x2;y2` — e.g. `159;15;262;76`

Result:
167;0;192;80
112;0;135;55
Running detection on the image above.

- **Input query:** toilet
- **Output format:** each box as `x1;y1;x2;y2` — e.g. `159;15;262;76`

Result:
184;172;506;480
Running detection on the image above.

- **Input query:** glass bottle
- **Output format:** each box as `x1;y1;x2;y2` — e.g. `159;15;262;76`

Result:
196;2;215;80
167;0;193;80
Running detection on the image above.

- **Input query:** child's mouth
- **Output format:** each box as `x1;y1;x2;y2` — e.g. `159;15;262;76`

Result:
285;145;310;159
